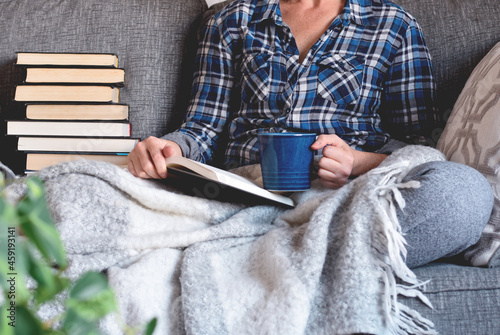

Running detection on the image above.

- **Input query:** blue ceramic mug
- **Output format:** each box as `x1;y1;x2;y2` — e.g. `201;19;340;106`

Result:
258;132;316;191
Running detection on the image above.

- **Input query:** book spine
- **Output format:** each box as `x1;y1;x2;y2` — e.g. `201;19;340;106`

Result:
14;85;120;103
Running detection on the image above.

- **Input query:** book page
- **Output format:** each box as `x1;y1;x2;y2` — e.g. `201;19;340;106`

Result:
164;156;294;207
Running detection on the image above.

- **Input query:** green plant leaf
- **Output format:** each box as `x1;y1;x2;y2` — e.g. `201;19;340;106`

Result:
26;248;69;304
16;177;67;269
0;201;17;293
66;271;117;322
0;303;15;335
15;305;45;335
144;317;158;335
69;271;110;301
5;240;33;304
0;202;27;303
62;308;101;335
1;177;119;335
0;197;19;227
66;288;116;323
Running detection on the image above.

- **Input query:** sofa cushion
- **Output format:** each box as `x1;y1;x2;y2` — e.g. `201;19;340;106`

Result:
404;262;500;334
436;42;500;268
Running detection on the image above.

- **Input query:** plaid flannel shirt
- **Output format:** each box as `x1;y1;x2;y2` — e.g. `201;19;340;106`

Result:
163;0;437;167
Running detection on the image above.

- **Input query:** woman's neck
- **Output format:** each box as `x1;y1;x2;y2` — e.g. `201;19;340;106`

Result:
279;0;346;62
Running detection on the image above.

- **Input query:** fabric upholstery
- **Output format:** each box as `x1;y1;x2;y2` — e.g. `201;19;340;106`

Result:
436;42;500;268
405;263;500;334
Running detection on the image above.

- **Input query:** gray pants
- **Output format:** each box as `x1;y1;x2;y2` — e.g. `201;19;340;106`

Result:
398;161;494;268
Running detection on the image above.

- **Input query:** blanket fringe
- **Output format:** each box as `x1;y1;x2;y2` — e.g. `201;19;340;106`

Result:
370;161;438;335
395;303;437;335
0;161;18;181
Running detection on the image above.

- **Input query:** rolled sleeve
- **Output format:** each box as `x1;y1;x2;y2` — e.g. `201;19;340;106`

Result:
175;15;235;163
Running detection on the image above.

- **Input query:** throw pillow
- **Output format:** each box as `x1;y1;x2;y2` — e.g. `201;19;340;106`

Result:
436;41;500;268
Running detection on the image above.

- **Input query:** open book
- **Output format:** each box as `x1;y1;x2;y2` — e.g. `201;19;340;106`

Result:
163;156;295;208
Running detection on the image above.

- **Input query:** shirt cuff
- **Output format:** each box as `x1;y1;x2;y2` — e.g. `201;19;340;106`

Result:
160;132;202;161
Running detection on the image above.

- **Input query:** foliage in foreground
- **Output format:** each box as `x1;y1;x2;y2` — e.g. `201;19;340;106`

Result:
0;174;156;335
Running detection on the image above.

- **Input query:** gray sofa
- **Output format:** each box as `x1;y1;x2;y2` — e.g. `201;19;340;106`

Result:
0;0;499;333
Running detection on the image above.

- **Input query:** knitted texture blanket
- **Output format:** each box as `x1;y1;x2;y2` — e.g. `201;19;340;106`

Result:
5;145;445;335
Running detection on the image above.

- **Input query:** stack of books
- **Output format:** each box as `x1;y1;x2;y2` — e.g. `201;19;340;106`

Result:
6;52;139;172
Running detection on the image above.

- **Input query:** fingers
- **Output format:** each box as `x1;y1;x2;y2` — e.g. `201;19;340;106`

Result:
311;134;354;189
127;136;171;179
316;148;352;188
162;145;177;158
149;143;169;179
310;134;344;151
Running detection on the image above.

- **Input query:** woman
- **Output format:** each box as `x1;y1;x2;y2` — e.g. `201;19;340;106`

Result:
127;0;493;268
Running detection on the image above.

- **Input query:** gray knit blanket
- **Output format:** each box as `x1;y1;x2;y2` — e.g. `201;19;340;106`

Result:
5;145;445;335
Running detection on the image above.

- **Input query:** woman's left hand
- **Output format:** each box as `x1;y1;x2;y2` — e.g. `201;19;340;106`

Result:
310;134;388;189
310;134;356;189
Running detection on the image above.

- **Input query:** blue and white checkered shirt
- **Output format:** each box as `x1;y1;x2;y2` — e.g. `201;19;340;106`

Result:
163;0;437;168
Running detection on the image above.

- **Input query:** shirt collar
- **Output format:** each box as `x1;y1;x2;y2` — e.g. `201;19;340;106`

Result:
345;0;376;27
249;0;280;25
249;0;376;27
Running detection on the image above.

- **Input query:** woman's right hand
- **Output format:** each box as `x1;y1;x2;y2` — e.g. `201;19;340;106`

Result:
127;136;182;179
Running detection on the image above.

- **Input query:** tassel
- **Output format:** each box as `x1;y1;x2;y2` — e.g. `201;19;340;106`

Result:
369;160;437;334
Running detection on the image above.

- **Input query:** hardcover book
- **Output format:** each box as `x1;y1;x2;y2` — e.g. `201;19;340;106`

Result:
17;136;139;153
26;153;128;171
14;85;120;103
16;52;119;67
163;156;295;208
7;120;131;137
24;104;129;120
23;67;125;85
